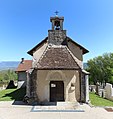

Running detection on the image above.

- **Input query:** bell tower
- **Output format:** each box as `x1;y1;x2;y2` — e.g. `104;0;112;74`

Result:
48;13;67;45
50;16;64;30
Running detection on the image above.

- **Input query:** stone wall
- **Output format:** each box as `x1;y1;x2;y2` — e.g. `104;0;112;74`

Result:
80;73;86;102
35;70;80;103
26;69;38;103
68;40;83;66
33;42;47;68
48;30;67;45
80;72;89;103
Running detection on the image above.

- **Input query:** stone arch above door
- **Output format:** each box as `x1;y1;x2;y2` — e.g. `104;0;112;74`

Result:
46;70;66;101
46;70;66;81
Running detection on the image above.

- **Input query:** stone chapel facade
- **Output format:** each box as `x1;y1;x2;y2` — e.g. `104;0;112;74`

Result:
26;15;89;103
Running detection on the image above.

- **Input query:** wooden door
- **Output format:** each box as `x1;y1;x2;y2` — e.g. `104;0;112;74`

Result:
50;81;64;102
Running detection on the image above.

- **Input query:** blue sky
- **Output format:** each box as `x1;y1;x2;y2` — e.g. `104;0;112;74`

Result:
0;0;113;62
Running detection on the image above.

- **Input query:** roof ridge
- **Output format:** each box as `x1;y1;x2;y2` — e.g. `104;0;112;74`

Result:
27;37;48;56
16;60;32;72
36;45;80;69
65;46;82;69
24;60;32;61
38;44;65;64
67;36;89;54
36;45;51;67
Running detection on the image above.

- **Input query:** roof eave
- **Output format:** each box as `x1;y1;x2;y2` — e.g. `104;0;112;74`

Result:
36;68;80;70
82;49;89;54
15;70;27;72
27;37;48;56
67;36;89;54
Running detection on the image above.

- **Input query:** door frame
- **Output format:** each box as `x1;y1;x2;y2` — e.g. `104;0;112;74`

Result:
50;81;64;102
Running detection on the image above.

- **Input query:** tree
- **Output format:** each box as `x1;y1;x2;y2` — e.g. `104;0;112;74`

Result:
87;53;113;85
0;69;17;83
6;69;17;81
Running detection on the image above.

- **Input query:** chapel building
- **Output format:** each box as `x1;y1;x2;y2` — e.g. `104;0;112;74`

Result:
18;15;89;103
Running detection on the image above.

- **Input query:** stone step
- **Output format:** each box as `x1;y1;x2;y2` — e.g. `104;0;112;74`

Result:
36;101;79;108
57;101;79;107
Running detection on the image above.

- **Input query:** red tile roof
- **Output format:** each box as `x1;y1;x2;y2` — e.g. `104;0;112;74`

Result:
16;60;32;72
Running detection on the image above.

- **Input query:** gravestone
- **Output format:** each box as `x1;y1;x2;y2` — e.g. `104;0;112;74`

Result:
96;82;100;95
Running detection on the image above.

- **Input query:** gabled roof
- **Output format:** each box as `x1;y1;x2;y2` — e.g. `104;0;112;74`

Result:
16;60;32;72
37;46;80;70
27;37;48;56
67;37;89;54
27;36;89;56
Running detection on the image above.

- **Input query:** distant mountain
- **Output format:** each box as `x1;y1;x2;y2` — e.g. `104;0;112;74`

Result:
0;61;20;70
0;61;88;71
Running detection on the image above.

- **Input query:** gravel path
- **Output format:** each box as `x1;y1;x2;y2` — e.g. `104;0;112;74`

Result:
0;101;113;119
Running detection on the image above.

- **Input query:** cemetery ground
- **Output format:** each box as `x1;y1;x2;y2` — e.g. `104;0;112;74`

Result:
0;89;113;119
0;88;25;101
90;92;113;107
1;88;113;106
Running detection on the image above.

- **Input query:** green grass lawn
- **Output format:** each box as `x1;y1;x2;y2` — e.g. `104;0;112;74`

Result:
1;88;113;106
0;88;26;101
90;92;113;106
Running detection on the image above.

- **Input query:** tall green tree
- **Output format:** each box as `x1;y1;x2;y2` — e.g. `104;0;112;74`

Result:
0;70;17;83
87;53;113;85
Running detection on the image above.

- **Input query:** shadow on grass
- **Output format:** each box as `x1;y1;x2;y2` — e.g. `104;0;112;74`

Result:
3;88;26;101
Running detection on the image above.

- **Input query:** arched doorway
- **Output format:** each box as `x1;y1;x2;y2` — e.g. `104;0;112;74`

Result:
50;81;64;102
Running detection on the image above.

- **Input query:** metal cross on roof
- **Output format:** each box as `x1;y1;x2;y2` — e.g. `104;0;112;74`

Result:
55;11;59;16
